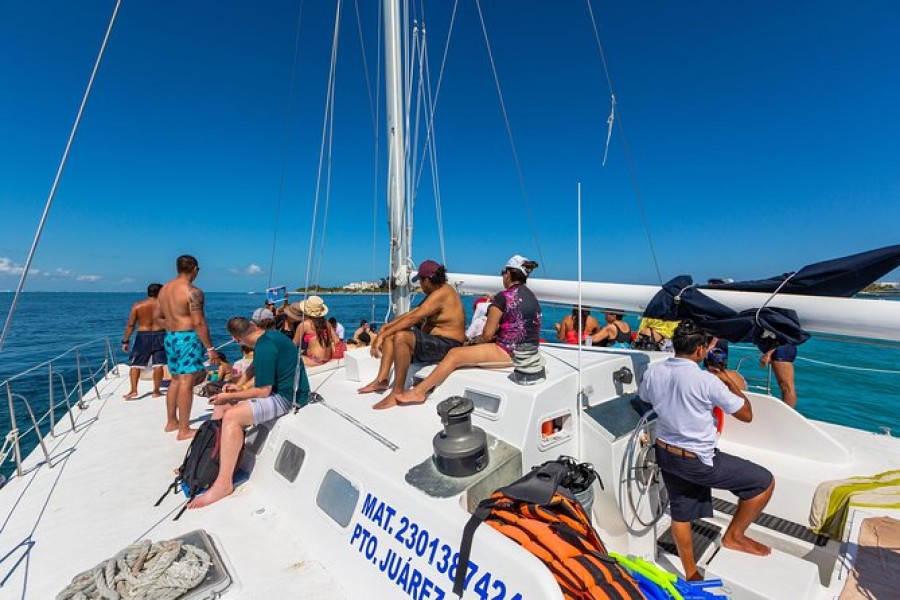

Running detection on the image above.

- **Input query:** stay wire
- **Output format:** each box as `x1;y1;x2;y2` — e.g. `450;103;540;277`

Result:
584;0;663;285
474;0;546;274
267;0;307;289
302;0;342;298
371;0;383;324
353;0;377;132
0;0;121;358
413;0;458;194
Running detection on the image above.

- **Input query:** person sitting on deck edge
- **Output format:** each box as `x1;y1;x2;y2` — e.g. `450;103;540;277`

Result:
358;259;466;410
189;316;309;509
638;319;774;581
397;255;541;405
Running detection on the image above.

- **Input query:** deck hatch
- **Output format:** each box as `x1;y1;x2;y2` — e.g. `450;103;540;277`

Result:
274;440;306;483
317;469;360;528
464;388;503;418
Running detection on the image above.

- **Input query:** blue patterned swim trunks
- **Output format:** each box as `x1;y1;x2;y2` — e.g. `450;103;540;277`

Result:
164;330;206;375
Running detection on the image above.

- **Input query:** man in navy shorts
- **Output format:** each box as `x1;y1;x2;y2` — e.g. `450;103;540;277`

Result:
759;340;798;408
640;320;775;581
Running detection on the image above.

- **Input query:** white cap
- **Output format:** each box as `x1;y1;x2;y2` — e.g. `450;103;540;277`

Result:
505;254;534;276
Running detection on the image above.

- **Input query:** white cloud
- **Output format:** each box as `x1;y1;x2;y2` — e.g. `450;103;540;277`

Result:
76;275;102;282
230;264;264;276
0;257;25;276
120;277;135;284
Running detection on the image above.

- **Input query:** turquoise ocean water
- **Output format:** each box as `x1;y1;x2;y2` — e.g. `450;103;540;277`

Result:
1;292;897;476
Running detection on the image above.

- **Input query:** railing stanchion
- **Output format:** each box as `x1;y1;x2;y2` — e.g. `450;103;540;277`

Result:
82;355;102;401
14;393;53;468
75;349;86;409
58;373;77;431
48;363;56;437
5;383;22;477
103;338;111;379
766;364;772;395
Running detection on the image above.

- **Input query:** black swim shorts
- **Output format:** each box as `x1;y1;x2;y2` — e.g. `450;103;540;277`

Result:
656;448;773;522
129;330;167;368
771;344;797;363
411;328;462;364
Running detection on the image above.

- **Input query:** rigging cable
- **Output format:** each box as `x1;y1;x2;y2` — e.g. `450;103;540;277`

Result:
354;0;377;132
412;0;458;194
474;0;547;274
421;23;447;266
302;0;342;298
367;0;384;324
294;0;341;412
0;0;122;358
267;0;307;289
584;0;663;285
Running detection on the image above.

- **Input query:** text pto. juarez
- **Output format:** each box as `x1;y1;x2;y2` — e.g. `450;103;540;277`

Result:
350;492;524;600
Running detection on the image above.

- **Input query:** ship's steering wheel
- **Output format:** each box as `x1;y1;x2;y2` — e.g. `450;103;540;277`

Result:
618;409;668;529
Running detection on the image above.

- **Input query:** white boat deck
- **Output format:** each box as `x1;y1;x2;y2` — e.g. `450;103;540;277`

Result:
0;368;346;599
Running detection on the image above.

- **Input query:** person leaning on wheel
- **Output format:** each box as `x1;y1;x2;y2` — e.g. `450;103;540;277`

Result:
638;320;775;581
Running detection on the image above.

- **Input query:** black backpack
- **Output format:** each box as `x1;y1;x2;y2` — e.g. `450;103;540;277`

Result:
155;419;232;520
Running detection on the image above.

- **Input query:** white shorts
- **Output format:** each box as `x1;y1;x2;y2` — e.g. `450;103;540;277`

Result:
248;394;291;425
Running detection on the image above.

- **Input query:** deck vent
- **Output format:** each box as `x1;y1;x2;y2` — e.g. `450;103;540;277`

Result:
432;397;489;477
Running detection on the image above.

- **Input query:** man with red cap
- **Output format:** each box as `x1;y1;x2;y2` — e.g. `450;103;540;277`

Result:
358;259;466;409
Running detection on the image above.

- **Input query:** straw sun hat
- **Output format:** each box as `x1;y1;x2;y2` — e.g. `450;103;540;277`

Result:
285;295;329;320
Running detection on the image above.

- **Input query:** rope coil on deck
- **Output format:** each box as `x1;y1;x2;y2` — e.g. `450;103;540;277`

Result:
56;539;210;600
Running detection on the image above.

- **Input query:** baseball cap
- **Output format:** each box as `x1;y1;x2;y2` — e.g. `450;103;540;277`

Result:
412;260;442;282
251;307;274;324
505;254;534;276
706;347;728;364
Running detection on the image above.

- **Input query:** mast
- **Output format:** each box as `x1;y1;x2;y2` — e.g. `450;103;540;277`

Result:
383;0;411;316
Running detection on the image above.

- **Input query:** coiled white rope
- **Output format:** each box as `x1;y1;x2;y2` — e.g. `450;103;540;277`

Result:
56;539;210;600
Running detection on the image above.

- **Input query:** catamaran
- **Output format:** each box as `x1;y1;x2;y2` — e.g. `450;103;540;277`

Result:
1;2;899;599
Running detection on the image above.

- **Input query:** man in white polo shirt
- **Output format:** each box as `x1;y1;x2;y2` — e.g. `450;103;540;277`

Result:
639;320;774;581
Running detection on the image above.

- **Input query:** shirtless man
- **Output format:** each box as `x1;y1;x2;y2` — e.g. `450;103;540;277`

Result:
156;255;217;440
358;260;465;409
121;283;167;399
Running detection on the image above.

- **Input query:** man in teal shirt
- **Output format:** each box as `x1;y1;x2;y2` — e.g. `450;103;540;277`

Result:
188;316;309;509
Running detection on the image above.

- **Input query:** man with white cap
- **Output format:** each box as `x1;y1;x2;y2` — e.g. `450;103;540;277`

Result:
358;259;466;409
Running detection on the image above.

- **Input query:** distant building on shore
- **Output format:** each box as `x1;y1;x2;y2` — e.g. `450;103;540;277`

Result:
343;281;381;292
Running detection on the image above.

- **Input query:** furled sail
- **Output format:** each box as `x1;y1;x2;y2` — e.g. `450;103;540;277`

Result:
703;245;900;297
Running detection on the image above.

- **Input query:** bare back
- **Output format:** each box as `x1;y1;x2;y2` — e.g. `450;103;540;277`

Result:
131;298;163;332
420;284;466;342
158;277;197;332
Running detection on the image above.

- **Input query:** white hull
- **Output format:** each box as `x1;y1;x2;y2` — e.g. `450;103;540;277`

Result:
2;346;898;599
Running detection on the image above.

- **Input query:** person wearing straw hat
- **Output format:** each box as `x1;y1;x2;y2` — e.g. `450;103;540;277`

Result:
284;295;338;366
358;259;466;409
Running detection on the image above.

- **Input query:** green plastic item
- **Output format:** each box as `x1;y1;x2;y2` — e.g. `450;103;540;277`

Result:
610;552;683;600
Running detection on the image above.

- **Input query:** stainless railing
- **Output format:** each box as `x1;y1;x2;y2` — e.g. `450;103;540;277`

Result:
0;337;118;478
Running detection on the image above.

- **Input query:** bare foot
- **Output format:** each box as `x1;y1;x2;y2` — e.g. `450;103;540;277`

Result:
123;391;138;399
358;380;390;394
152;391;164;398
722;533;771;556
176;428;198;441
396;389;427;405
187;482;234;509
372;394;399;410
164;422;179;433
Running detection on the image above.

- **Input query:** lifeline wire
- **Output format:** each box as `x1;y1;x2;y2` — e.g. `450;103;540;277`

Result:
0;0;122;358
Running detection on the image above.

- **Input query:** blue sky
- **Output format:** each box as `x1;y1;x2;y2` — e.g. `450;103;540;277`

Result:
1;1;898;292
